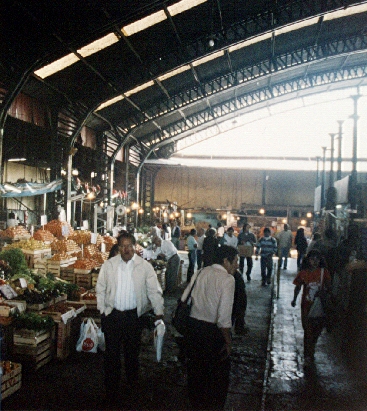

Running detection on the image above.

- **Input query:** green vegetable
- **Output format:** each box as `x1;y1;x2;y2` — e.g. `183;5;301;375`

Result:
14;312;55;331
0;248;27;274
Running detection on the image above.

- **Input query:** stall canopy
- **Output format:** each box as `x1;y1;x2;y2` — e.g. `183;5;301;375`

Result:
0;179;63;197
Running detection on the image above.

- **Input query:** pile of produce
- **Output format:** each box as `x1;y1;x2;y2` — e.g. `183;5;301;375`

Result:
72;258;96;270
84;244;108;264
14;311;54;331
3;238;50;251
44;219;74;238
0;249;77;304
33;229;55;243
0;226;30;239
70;230;103;246
51;239;81;254
103;235;117;252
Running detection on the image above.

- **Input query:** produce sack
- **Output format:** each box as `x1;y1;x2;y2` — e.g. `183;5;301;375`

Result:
154;321;166;362
76;318;99;353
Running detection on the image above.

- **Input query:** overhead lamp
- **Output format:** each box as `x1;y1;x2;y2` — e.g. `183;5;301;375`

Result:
163;212;168;218
306;212;312;218
72;169;79;176
259;208;265;215
222;214;227;220
187;212;192;218
61;169;67;176
87;192;95;200
8;158;26;162
138;208;144;214
169;213;174;219
282;219;287;224
300;219;307;226
131;202;139;210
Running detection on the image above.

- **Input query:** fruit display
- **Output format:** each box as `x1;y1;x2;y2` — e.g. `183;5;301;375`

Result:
70;230;103;246
0;226;30;239
43;220;74;238
84;244;108;264
3;238;50;251
51;239;81;254
33;229;55;243
49;252;73;262
102;235;117;252
72;259;96;270
1;360;20;374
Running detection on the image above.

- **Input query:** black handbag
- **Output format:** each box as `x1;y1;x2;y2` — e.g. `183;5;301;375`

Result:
171;270;202;335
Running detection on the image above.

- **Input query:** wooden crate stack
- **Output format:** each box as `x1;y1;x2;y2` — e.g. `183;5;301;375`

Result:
74;269;92;289
60;267;75;283
22;248;52;269
1;362;22;400
12;328;55;371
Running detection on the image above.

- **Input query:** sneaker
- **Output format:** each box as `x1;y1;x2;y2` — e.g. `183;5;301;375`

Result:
246;274;251;282
261;282;266;287
266;278;271;284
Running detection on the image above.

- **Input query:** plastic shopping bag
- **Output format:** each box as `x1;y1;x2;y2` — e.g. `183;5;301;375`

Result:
154;321;166;362
76;318;99;353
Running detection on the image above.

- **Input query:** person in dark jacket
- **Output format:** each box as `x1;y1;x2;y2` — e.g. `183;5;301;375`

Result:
202;228;219;267
232;270;248;335
295;227;308;270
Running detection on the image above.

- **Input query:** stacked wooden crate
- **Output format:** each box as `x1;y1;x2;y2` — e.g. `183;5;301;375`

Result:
22;248;52;269
12;328;55;371
1;362;22;400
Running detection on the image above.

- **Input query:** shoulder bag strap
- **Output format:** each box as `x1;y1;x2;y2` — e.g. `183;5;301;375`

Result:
183;268;203;303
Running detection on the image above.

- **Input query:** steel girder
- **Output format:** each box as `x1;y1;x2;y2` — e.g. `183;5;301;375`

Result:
148;0;358;74
119;32;367;140
141;63;367;158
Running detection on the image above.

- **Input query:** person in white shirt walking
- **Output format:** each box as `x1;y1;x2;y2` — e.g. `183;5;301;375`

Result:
196;227;205;270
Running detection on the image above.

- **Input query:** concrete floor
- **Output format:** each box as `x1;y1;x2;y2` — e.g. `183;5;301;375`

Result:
3;255;367;410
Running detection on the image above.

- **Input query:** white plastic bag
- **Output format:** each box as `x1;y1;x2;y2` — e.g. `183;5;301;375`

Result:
154;321;166;362
76;318;99;353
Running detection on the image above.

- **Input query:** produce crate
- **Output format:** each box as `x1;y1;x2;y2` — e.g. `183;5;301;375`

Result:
13;328;54;347
1;362;22;400
0;305;17;317
26;300;53;311
40;306;75;324
60;268;75;283
12;327;55;371
56;319;72;360
3;300;26;314
22;248;52;268
75;274;92;289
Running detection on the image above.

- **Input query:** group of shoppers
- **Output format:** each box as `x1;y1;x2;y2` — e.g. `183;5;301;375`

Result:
95;219;342;409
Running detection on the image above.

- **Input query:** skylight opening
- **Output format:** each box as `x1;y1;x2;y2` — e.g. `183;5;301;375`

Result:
168;0;207;16
96;95;124;111
34;54;79;79
122;11;167;36
78;33;119;58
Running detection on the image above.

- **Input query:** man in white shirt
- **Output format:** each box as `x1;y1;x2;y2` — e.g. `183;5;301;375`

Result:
96;232;164;402
151;235;180;293
181;245;237;410
221;226;238;249
147;219;161;238
217;222;225;238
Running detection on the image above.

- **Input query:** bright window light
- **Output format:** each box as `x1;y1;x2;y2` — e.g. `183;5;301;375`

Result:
34;54;79;79
122;11;167;36
158;65;191;81
168;0;207;16
124;81;155;97
96;95;124;111
77;33;119;58
324;3;367;21
192;50;224;67
35;33;119;79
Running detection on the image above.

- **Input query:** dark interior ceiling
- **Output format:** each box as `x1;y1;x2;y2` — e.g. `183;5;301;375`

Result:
1;0;367;167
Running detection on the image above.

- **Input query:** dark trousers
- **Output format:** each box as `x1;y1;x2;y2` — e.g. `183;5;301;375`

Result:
187;249;197;283
239;256;253;275
101;308;142;394
165;254;180;292
301;308;325;358
297;250;305;269
232;271;247;332
279;247;290;268
196;250;203;270
260;255;273;283
186;317;231;410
